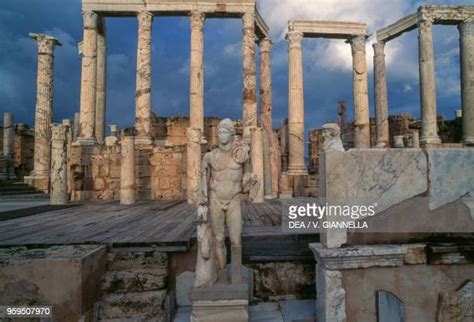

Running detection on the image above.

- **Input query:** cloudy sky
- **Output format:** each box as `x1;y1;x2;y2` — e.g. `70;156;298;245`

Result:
0;0;469;138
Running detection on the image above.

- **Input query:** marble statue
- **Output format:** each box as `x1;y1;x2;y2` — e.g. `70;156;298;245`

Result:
195;118;255;287
322;123;345;152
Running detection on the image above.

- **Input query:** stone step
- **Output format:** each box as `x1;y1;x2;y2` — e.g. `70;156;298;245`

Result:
99;290;168;320
99;315;166;322
0;186;39;193
107;249;168;271
101;269;168;294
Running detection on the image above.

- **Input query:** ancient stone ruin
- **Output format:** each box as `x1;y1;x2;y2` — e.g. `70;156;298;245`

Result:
0;1;473;322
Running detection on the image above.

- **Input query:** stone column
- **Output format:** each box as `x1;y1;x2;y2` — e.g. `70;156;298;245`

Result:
76;11;98;145
242;12;257;140
286;31;307;176
120;136;135;205
418;17;441;145
459;19;474;145
3;113;16;179
73;112;80;141
350;35;370;148
189;11;205;136
3;113;14;160
251;127;264;203
95;19;107;144
29;33;61;178
62;119;73;198
50;124;68;205
186;127;202;205
135;11;153;145
373;42;389;147
259;38;274;199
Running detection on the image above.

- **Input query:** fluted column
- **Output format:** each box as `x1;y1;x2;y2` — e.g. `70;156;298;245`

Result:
121;136;136;205
373;42;389;147
29;33;61;177
73;112;80;141
459;19;474;145
242;12;257;140
95;19;107;144
259;38;274;198
418;17;441;145
135;11;153;145
189;11;205;136
286;31;307;176
350;35;370;148
50;124;68;205
186;127;202;205
76;11;98;145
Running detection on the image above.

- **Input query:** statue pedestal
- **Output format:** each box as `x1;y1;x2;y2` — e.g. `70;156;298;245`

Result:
190;284;249;322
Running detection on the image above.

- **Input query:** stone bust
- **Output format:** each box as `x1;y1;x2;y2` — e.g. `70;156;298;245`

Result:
195;118;250;287
322;123;345;152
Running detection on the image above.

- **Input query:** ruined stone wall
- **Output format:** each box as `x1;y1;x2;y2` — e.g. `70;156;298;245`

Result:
151;115;221;146
69;143;188;201
150;146;187;200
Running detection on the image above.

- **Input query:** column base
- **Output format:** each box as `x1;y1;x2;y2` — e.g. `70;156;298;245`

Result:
462;136;474;146
420;135;441;145
134;136;154;145
72;137;97;146
287;166;307;176
24;173;50;193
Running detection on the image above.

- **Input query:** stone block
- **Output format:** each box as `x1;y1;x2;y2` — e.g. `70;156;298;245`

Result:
0;245;106;321
426;148;474;210
190;283;249;322
101;268;167;294
100;290;167;319
176;271;195;307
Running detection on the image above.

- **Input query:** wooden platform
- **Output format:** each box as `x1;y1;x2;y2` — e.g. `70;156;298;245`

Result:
0;200;282;247
0;199;318;260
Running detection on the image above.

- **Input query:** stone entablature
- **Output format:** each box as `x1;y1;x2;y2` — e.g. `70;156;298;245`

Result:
288;20;366;38
82;0;257;16
377;5;474;42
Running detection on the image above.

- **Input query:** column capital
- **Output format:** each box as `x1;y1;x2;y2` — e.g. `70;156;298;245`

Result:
137;10;153;27
258;37;273;52
458;19;474;36
242;11;255;30
82;10;99;30
286;31;303;48
190;11;205;30
51;123;67;142
372;41;385;55
29;33;62;55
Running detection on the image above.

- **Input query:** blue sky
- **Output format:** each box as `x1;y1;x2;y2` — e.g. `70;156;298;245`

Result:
0;0;470;138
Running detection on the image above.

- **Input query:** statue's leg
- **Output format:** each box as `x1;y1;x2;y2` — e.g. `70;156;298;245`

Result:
227;195;242;284
209;194;227;282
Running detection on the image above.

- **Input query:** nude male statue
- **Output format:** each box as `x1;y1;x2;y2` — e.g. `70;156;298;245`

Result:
195;118;251;287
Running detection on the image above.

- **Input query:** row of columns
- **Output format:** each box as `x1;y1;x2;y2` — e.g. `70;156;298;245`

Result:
186;10;275;204
286;31;370;176
373;18;474;147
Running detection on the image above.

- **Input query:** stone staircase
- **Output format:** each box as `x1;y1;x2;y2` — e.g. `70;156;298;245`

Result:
96;247;169;322
0;180;49;199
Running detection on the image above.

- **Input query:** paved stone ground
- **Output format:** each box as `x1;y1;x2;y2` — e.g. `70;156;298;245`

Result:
173;299;316;322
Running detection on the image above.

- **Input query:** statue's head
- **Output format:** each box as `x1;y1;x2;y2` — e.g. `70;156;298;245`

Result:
217;118;235;145
322;123;341;140
321;122;345;152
